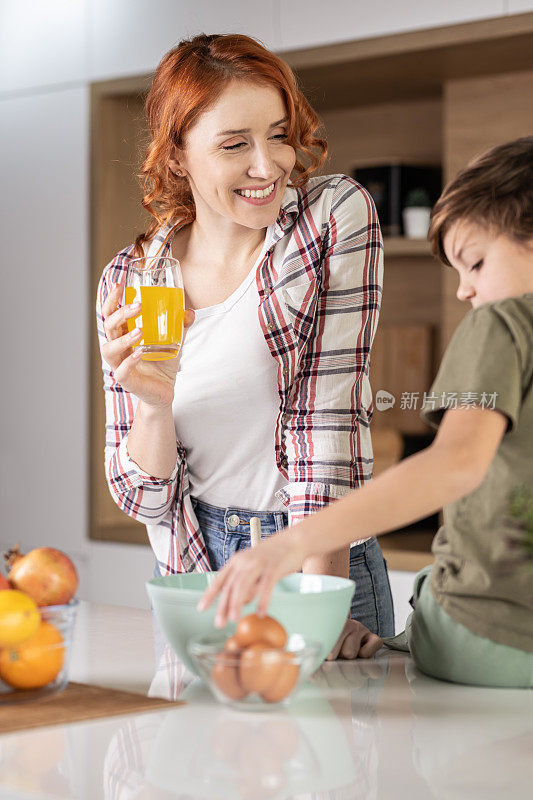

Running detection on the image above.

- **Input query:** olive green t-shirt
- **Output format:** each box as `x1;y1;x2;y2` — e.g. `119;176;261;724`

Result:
421;294;533;652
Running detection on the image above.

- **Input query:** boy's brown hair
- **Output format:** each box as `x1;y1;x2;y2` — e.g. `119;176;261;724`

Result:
428;136;533;265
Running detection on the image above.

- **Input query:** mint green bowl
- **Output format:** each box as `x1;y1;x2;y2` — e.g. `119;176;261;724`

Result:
146;573;355;676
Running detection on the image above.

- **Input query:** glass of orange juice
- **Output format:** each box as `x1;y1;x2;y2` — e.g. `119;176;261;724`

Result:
124;256;185;361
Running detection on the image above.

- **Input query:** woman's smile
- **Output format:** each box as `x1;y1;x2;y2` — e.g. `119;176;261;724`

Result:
234;178;279;205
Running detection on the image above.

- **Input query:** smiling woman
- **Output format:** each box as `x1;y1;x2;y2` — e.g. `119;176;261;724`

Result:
96;33;393;660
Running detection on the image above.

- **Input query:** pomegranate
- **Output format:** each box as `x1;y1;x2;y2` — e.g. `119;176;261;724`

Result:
5;545;78;606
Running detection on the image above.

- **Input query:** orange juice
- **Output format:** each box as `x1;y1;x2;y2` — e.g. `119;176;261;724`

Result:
125;285;184;360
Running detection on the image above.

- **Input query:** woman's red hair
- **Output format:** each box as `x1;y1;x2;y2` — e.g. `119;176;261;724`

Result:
134;33;327;255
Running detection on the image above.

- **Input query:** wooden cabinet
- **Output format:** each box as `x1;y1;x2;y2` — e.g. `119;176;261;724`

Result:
90;14;533;564
283;14;533;568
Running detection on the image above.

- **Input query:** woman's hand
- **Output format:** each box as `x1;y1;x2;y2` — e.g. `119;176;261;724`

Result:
100;281;194;408
325;618;383;660
197;530;307;628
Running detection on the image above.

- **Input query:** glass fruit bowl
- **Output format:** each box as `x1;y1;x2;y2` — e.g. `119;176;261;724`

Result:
0;598;78;704
187;632;321;711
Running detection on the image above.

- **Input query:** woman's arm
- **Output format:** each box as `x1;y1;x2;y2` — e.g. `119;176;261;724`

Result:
127;401;178;479
280;177;383;536
97;258;182;525
279;178;383;656
199;405;507;625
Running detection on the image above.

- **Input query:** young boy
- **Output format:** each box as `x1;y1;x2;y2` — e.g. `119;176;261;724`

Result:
199;137;533;687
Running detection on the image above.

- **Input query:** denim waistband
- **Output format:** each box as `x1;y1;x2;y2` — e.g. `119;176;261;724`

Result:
191;497;288;536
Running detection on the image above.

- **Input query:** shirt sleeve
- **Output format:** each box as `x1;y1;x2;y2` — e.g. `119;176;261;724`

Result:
278;177;383;526
96;251;183;526
421;304;522;431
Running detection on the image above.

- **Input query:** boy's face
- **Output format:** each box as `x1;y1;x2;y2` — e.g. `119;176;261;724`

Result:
443;220;533;309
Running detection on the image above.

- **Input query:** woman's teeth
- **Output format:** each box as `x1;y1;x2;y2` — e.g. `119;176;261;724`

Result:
235;182;275;199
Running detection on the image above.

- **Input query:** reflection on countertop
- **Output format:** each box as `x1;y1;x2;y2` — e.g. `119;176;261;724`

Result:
0;601;531;800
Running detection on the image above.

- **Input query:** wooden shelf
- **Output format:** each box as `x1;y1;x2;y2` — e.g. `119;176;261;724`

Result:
380;529;435;572
285;14;533;110
381;548;433;572
383;237;433;258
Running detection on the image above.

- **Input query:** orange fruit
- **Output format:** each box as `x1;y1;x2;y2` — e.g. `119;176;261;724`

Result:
0;621;65;689
0;590;40;647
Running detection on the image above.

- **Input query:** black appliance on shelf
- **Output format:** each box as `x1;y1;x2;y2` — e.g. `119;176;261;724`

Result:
352;163;442;237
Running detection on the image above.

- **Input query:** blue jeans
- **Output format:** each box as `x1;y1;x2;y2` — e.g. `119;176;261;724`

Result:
188;498;394;638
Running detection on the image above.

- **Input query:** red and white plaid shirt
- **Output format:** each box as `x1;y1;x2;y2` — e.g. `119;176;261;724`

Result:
96;175;383;574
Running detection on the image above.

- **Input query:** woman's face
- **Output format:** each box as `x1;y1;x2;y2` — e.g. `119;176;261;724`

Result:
170;80;296;230
443;219;533;309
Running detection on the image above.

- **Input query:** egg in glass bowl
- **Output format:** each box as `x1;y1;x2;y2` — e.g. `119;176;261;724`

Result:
187;628;321;710
147;572;355;676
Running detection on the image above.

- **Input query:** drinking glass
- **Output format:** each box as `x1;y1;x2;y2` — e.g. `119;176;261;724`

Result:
124;256;184;361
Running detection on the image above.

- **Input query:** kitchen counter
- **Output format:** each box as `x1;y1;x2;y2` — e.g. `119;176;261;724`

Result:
0;601;531;799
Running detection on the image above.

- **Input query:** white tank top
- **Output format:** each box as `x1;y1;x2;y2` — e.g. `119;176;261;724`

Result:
172;253;286;511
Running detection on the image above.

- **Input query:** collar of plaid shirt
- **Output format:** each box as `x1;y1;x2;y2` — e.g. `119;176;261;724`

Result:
104;176;381;573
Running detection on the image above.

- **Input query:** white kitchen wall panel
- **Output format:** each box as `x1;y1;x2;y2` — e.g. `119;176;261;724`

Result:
388;571;417;635
89;0;280;82
0;86;89;561
0;0;89;94
507;1;533;11
89;542;154;608
279;0;504;51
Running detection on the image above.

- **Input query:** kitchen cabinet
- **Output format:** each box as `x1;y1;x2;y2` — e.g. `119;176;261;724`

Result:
284;15;533;568
89;14;533;569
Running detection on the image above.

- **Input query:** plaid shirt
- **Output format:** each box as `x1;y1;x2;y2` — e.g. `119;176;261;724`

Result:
96;175;383;574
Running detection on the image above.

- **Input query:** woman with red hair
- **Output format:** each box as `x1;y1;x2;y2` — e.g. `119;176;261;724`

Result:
96;34;393;658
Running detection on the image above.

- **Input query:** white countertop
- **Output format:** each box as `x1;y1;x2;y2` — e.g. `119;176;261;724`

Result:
0;600;532;799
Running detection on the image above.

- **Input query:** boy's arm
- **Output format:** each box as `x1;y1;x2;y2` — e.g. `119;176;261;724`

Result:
294;405;507;559
199;406;507;623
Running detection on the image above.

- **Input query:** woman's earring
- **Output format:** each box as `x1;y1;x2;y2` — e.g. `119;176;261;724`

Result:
173;168;182;177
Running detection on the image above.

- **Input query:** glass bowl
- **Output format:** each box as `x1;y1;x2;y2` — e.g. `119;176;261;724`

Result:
187;632;321;711
0;598;79;704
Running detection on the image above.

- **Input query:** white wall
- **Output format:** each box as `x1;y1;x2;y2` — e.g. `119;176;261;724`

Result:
279;0;504;50
0;1;526;612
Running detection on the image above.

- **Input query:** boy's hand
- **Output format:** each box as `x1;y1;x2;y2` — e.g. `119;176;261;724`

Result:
197;531;306;628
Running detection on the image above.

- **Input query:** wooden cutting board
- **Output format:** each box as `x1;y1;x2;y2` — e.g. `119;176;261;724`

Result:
0;682;184;734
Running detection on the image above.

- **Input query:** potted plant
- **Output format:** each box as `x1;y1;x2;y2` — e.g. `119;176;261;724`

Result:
402;188;431;239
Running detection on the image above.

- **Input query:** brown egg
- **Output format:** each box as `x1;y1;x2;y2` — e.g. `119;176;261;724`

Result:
260;653;300;703
235;614;288;649
224;634;242;654
211;652;248;700
238;643;285;694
